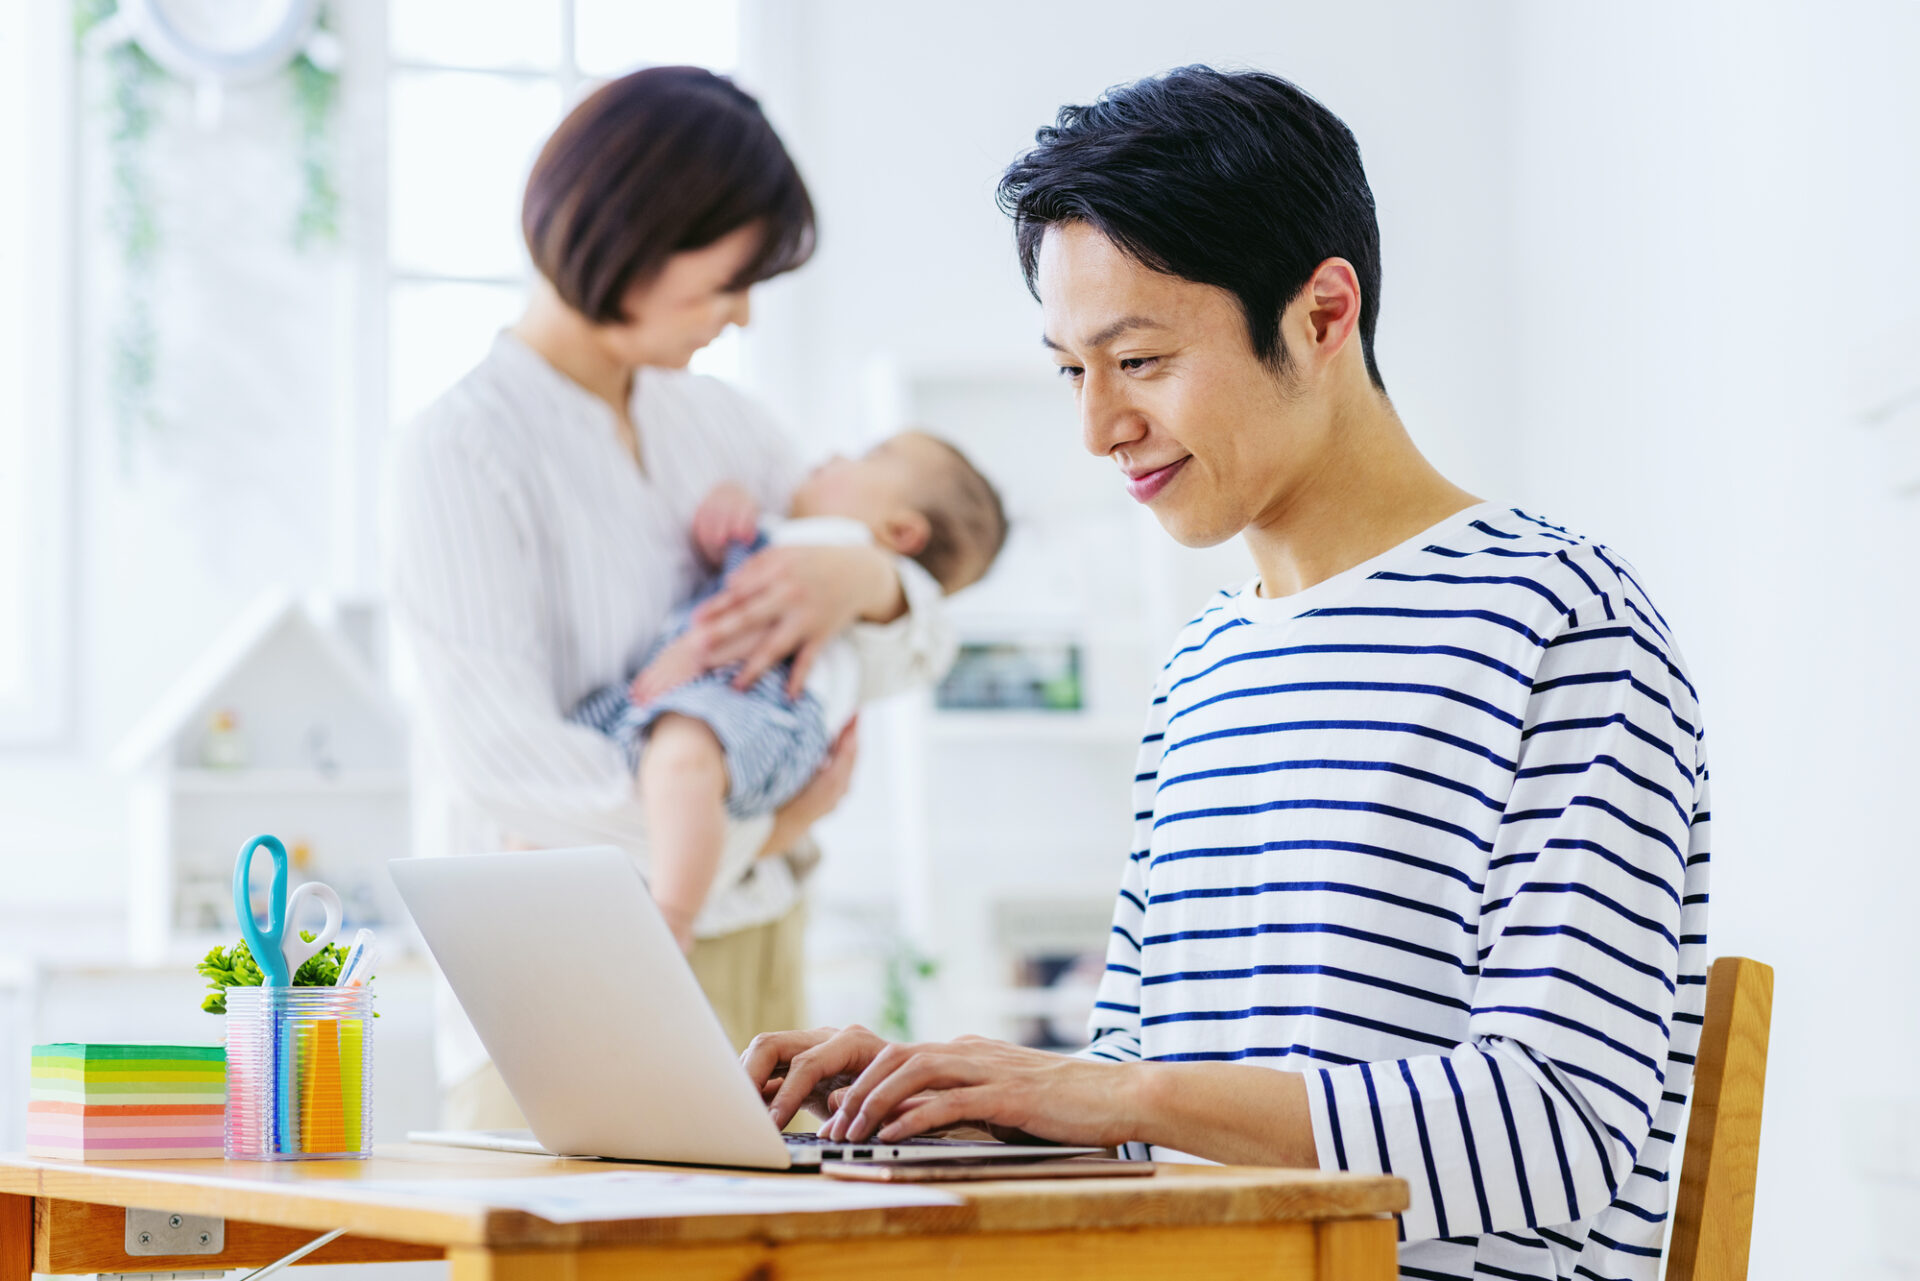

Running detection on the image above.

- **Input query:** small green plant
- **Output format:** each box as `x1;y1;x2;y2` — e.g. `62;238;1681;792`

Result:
878;943;938;1042
196;932;360;1014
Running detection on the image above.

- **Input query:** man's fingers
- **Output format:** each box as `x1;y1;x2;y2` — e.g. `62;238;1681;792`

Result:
766;1036;869;1130
877;1087;994;1143
820;1042;913;1140
741;1028;827;1088
765;1054;828;1129
842;1054;977;1142
831;1050;976;1143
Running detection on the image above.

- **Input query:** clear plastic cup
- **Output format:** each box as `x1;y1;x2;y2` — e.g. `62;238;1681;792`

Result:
224;987;372;1161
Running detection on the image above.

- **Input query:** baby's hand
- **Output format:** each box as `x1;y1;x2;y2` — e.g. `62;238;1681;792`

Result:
630;633;709;705
693;482;760;567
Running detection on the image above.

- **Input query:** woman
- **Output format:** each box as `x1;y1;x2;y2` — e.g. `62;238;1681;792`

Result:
386;67;951;1129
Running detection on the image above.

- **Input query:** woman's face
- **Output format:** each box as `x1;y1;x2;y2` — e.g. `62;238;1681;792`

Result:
602;222;763;369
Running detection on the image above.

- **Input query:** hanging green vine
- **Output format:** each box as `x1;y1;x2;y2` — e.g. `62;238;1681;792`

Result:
76;0;165;462
290;49;340;249
69;1;342;465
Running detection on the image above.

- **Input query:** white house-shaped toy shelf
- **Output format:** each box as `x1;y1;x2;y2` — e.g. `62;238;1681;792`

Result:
112;592;410;965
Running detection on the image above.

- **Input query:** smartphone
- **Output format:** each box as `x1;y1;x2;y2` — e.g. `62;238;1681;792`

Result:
821;1157;1156;1182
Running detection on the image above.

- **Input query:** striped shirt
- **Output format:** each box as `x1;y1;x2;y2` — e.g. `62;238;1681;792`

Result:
1086;504;1709;1281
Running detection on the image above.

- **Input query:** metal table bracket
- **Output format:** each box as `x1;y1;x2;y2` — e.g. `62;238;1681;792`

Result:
123;1208;224;1256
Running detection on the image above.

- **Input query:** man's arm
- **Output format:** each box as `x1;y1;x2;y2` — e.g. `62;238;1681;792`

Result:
764;600;1702;1218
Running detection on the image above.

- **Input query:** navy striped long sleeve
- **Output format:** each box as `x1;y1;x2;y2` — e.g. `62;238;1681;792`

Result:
1082;505;1709;1281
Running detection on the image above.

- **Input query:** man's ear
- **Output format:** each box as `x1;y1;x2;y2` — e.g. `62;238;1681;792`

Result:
1295;256;1362;366
879;510;931;558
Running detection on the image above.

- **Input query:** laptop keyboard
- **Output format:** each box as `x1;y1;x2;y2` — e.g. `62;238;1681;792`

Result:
786;1133;984;1149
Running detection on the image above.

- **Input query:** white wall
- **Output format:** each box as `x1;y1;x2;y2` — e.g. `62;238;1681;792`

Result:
1509;4;1920;1276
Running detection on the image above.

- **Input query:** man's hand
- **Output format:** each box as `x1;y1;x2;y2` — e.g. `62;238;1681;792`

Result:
692;482;761;567
742;1025;1140;1149
816;1035;1141;1147
629;632;709;705
742;1024;892;1128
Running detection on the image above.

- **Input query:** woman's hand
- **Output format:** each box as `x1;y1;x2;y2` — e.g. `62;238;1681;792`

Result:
757;718;858;859
691;482;761;567
691;545;905;695
628;632;707;705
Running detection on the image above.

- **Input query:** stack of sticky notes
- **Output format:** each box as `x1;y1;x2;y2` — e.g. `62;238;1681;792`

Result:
27;1044;227;1160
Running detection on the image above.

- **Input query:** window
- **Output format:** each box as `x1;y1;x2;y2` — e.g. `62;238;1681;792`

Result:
384;0;743;427
0;2;73;744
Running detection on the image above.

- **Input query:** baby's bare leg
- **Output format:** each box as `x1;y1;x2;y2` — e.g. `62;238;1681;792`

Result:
639;713;731;952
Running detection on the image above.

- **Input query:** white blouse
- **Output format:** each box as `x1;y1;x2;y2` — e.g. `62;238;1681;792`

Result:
385;332;952;944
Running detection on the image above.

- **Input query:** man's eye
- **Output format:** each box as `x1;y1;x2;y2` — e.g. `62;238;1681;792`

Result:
1119;357;1159;372
1056;365;1084;380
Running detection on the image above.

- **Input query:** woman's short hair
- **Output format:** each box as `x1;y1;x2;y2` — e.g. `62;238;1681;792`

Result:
998;66;1386;391
523;66;815;324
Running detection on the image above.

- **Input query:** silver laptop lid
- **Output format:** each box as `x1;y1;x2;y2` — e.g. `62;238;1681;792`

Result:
390;847;792;1170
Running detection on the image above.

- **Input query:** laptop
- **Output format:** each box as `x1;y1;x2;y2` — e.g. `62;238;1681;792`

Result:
389;847;1103;1170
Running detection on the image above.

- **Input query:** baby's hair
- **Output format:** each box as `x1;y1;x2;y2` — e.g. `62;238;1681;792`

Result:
907;432;1008;593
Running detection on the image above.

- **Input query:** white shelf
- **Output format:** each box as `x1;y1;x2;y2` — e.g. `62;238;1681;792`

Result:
168;768;409;796
983;985;1101;1017
926;712;1139;744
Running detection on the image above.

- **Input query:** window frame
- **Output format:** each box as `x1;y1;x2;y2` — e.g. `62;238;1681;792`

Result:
374;0;745;421
0;0;78;748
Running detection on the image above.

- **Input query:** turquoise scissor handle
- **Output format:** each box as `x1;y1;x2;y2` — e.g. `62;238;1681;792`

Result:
234;834;292;988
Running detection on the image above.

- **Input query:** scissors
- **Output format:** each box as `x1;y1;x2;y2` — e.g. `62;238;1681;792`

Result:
233;834;343;986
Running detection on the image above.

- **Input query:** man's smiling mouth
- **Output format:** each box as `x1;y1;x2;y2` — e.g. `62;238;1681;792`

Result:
1123;457;1190;503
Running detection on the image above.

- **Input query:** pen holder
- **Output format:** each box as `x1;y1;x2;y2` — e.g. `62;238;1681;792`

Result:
224;987;372;1161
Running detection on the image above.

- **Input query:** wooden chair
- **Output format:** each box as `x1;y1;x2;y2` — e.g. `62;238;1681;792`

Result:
1666;956;1774;1281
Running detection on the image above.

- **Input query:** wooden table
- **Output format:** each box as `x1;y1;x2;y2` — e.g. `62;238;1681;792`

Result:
0;1144;1407;1280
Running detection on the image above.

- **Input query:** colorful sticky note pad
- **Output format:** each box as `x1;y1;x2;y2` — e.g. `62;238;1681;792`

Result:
26;1044;227;1161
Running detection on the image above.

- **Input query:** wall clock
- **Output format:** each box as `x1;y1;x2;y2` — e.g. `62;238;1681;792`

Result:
88;0;339;125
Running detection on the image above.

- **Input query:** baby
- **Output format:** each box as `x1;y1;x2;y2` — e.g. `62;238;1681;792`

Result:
570;431;1007;949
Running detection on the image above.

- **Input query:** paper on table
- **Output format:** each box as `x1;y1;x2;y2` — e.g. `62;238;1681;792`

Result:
349;1171;963;1223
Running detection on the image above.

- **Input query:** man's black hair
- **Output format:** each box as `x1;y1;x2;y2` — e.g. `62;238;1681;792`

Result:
997;66;1386;391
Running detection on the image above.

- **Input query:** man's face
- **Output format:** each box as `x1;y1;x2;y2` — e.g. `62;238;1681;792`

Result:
1037;222;1327;548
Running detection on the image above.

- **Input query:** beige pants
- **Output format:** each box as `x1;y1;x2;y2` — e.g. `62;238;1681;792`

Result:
441;901;808;1130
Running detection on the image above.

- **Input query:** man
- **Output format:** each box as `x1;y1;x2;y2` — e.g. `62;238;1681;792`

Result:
745;67;1707;1281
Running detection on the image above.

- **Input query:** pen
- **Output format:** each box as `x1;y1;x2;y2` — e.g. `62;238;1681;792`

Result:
341;947;379;988
336;929;374;987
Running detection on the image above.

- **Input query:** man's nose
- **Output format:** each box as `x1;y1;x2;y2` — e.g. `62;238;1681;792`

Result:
1079;369;1146;458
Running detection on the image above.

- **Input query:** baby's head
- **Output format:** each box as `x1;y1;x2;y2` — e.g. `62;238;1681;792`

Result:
790;431;1007;593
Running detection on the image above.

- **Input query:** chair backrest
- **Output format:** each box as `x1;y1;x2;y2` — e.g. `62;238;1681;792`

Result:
1666;956;1774;1281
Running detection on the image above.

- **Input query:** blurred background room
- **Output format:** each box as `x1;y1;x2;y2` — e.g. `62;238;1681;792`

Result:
2;2;1917;1277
